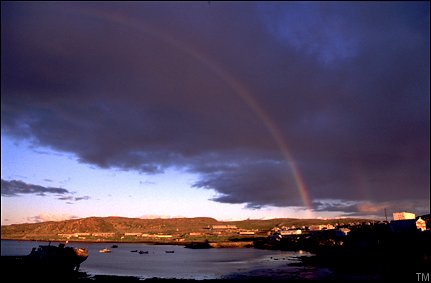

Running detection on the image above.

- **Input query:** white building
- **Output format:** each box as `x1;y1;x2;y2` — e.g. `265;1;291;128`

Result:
416;217;426;231
238;231;255;235
280;230;302;235
393;212;416;221
309;224;335;231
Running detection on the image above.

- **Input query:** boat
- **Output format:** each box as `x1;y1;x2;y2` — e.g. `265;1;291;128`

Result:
99;248;111;253
26;243;88;271
130;250;138;253
165;250;175;253
111;245;119;248
139;250;149;254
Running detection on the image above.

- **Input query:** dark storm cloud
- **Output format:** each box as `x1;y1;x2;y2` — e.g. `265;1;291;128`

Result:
1;179;91;203
1;179;69;196
313;199;430;218
1;2;429;216
192;160;304;208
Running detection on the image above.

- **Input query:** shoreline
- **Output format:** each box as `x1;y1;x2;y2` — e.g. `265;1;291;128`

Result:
0;238;255;248
1;238;187;245
1;254;331;282
1;253;396;283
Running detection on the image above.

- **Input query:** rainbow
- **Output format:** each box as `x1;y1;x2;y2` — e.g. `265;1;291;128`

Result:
74;6;313;215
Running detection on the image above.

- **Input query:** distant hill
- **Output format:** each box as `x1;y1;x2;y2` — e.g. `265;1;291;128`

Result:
1;216;372;242
1;217;217;238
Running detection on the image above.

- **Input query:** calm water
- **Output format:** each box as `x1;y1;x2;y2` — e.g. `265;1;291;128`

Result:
1;240;329;280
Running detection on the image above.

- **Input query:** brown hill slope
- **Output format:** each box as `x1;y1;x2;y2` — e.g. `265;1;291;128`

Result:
1;216;372;241
0;217;218;238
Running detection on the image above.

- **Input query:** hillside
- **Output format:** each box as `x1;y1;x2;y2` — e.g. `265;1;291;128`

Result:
1;216;371;243
1;217;216;237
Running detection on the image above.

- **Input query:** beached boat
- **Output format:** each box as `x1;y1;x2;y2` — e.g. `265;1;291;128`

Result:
99;248;111;253
26;243;88;271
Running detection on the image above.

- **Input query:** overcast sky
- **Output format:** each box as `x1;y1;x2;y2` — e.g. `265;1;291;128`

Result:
1;2;429;224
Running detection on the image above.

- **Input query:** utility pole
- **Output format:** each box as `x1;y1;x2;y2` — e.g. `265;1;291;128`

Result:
384;208;388;222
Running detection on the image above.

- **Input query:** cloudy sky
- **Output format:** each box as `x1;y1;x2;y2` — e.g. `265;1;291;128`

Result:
1;2;429;224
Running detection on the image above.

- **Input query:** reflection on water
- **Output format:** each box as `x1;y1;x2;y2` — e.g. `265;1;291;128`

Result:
1;240;325;280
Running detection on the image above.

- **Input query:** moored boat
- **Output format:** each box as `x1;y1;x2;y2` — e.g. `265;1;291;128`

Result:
99;248;111;253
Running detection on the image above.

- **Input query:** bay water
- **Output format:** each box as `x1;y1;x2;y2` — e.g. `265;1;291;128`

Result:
1;240;328;280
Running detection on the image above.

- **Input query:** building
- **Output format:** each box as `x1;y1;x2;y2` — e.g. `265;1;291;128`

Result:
58;233;90;238
92;232;115;237
393;212;416;221
416;217;426;231
309;224;335;231
124;233;142;236
238;231;255;235
153;234;172;238
212;225;237;229
280;230;302;235
141;234;173;238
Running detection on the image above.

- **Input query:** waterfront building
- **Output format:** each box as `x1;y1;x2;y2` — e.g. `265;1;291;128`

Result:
416;217;426;231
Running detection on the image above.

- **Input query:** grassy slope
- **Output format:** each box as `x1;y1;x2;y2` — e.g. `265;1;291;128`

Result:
1;216;370;236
